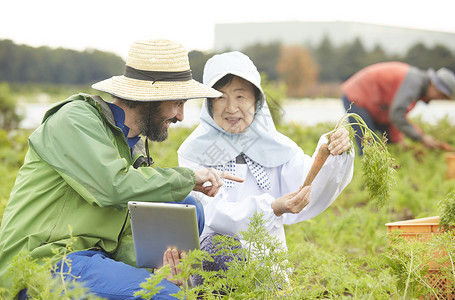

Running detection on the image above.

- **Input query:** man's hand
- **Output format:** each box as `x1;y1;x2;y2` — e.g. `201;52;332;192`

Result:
421;134;439;149
271;185;311;217
160;247;184;286
439;141;455;152
193;168;244;197
328;128;351;155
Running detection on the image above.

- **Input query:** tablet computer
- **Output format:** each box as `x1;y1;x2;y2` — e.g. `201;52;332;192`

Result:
128;201;200;269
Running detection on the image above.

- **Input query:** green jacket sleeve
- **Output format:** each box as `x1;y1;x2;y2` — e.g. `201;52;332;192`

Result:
29;100;195;210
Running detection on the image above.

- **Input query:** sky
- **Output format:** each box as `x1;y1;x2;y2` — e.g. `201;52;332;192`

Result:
2;0;455;59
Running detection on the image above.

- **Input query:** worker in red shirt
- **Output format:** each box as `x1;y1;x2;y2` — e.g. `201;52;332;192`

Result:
341;62;455;155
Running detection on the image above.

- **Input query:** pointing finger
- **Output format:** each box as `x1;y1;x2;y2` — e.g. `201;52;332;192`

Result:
220;171;244;183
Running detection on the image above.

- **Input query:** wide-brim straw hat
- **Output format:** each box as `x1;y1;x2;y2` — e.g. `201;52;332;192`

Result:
92;39;222;101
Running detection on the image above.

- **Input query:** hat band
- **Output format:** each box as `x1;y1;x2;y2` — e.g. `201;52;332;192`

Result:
124;65;192;82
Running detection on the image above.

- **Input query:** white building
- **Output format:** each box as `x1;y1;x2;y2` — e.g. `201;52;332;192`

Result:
214;21;455;55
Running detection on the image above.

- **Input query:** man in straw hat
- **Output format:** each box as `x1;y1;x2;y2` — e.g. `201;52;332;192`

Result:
0;39;243;299
341;61;455;155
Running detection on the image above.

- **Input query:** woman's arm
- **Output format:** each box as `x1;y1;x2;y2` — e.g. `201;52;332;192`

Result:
281;135;354;225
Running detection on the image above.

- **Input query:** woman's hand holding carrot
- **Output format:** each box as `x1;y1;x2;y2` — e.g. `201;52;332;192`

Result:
271;185;312;216
271;128;349;217
328;127;351;155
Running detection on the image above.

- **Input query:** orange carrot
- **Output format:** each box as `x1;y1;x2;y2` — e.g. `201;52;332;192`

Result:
301;143;331;188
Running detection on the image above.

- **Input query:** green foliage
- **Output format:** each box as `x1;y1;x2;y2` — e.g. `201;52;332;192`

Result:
0;251;103;300
262;73;287;126
136;213;294;299
1;112;455;298
0;129;30;219
289;242;396;299
225;213;292;298
439;190;455;229
0;129;30;167
331;112;397;208
278;122;334;152
361;136;397;208
134;265;169;299
287;207;390;257
0;228;104;300
384;231;455;298
148;126;196;168
0;82;22;129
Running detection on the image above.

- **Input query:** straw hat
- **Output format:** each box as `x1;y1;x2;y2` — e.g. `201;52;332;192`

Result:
92;39;222;101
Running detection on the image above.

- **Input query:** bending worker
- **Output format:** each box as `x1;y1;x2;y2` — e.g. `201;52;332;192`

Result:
341;61;455;154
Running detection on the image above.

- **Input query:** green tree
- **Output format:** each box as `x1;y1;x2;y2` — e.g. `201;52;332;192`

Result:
405;43;455;70
430;44;455;70
313;35;338;82
0;40;20;82
405;43;455;71
188;50;214;83
243;42;281;81
365;44;389;65
0;39;125;84
336;38;369;80
404;43;433;69
0;82;22;129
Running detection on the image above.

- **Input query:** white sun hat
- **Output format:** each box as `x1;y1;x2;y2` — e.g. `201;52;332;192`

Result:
429;67;455;99
92;39;221;101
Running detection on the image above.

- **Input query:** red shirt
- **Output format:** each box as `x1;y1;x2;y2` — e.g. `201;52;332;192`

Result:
341;62;420;142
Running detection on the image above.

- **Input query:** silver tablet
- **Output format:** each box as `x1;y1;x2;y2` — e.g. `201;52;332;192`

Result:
128;201;200;269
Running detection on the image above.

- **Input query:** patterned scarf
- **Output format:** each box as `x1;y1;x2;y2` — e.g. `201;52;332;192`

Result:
215;153;271;191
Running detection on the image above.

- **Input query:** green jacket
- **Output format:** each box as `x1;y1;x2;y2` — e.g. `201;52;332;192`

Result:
0;94;196;288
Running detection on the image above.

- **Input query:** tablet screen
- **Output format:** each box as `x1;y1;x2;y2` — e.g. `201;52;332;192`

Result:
128;201;200;269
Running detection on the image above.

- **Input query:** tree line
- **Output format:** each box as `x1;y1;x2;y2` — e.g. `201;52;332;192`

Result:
0;39;125;84
1;37;455;97
190;36;455;97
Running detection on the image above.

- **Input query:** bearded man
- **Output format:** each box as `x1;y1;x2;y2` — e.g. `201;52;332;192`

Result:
0;39;242;299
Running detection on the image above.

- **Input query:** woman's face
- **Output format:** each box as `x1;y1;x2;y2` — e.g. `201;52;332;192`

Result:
212;76;257;133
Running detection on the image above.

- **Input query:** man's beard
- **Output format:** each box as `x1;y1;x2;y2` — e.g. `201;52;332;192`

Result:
138;102;178;142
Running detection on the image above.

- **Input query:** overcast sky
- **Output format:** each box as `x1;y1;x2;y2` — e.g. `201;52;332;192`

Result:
2;0;454;59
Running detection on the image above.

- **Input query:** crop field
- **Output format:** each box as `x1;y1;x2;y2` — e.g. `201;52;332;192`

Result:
1;116;454;299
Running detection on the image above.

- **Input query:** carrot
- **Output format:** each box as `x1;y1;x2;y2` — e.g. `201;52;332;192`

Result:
301;143;331;188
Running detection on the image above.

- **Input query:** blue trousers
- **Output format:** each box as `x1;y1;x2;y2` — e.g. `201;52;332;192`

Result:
342;95;390;155
18;195;204;300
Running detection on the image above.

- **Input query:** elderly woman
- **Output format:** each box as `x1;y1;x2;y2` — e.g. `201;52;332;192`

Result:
178;51;354;275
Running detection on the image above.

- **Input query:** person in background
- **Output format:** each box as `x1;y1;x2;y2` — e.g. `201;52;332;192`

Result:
177;51;354;282
341;62;455;155
0;39;243;299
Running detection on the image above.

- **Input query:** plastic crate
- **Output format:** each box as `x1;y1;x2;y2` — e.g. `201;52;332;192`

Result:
385;216;441;241
386;216;455;299
426;269;455;299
